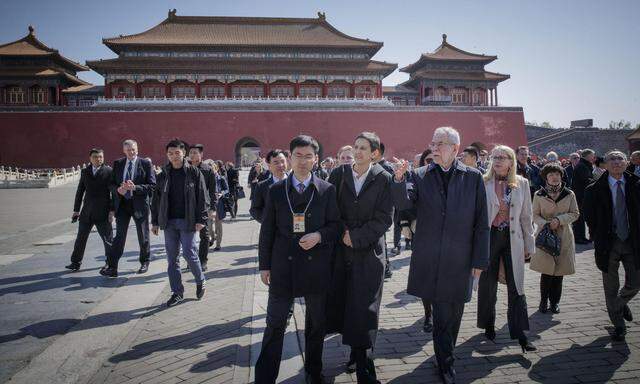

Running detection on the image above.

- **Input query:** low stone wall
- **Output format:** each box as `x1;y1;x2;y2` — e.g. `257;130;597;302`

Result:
526;126;633;157
0;166;83;189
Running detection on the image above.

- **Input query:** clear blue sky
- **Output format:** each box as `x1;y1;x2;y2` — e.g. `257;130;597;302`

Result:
2;0;638;128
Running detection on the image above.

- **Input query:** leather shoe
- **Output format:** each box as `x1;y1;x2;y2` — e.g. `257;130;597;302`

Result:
65;262;81;271
305;372;327;384
484;326;496;341
613;326;626;341
138;262;149;274
550;303;560;314
196;283;206;300
100;267;118;278
384;267;393;279
623;304;633;322
539;300;548;313
439;366;456;384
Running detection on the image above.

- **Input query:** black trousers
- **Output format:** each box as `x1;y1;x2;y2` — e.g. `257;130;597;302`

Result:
70;219;113;264
573;198;587;240
108;200;150;268
198;220;210;263
477;228;530;340
432;301;465;371
422;298;432;319
540;274;564;305
392;209;401;248
255;292;326;383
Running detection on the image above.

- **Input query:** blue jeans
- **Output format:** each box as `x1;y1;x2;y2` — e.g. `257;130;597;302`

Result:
164;219;205;296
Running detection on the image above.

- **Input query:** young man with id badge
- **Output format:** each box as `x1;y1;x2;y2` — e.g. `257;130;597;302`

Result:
255;135;340;384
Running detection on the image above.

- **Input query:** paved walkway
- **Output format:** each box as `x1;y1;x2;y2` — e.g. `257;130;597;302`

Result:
2;185;640;383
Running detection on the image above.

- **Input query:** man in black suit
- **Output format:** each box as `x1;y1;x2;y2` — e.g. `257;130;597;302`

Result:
102;139;156;277
66;148;114;271
572;149;596;244
226;162;240;218
584;151;640;341
189;144;217;271
249;149;288;223
255;135;340;384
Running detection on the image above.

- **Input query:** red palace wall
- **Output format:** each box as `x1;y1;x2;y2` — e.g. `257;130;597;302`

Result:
0;109;526;168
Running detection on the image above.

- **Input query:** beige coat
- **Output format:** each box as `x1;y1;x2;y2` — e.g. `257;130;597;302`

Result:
530;187;579;276
485;175;536;295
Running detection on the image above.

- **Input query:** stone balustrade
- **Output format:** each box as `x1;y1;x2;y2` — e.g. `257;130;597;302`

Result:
0;164;86;189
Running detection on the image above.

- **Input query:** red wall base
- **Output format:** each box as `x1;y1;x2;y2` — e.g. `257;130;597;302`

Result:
0;109;526;168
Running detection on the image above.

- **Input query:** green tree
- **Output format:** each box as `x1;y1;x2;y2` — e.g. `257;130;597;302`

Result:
609;120;632;129
541;121;553;128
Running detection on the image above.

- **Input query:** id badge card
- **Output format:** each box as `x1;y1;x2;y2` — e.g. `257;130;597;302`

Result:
293;213;306;233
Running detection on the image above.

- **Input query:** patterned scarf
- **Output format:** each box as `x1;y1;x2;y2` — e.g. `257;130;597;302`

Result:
545;183;562;195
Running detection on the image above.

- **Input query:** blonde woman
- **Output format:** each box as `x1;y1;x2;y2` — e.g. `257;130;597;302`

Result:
337;145;355;166
478;145;537;353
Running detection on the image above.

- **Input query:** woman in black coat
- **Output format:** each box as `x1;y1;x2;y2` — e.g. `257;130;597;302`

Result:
327;132;393;384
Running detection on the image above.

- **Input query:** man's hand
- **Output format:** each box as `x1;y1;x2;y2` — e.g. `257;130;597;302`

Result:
195;223;205;232
472;268;483;278
72;212;80;219
151;225;159;236
391;157;409;182
342;230;353;248
550;217;560;230
260;270;271;286
125;180;136;190
117;184;127;196
208;210;215;220
108;211;115;224
299;232;321;250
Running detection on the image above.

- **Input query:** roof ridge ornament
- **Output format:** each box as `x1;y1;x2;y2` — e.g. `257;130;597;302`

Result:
317;11;326;20
28;25;35;36
168;9;177;20
442;34;447;44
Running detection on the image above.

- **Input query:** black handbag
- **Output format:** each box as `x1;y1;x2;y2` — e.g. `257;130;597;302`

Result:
236;186;246;199
535;224;561;260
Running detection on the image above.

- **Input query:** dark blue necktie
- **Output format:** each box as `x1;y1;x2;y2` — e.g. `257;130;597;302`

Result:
125;161;133;200
615;180;628;241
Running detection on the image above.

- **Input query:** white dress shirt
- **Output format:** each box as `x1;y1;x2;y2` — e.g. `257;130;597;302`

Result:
608;174;626;209
352;163;372;196
292;173;312;193
123;157;138;182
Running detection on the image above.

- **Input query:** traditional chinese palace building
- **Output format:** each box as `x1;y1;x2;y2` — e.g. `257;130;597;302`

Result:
0;26;89;106
387;34;510;106
0;12;528;168
87;10;396;100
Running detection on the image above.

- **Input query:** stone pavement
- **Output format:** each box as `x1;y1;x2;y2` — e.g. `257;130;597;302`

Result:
2;186;640;383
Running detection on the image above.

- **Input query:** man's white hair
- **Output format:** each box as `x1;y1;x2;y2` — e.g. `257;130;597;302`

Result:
433;126;460;145
546;151;559;162
123;139;138;147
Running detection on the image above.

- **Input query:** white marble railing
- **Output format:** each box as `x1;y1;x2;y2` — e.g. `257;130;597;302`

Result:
95;96;394;106
0;165;86;188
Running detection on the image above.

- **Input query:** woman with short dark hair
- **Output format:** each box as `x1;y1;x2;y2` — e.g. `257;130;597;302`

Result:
530;163;579;314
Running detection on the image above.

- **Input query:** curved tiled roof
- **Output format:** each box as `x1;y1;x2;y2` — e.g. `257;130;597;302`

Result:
400;34;497;73
0;26;88;72
103;11;383;53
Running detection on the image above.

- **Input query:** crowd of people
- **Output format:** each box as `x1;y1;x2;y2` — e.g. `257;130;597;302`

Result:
67;139;242;305
67;130;640;384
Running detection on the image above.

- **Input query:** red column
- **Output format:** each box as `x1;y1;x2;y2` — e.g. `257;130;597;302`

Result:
294;81;300;98
105;81;112;99
135;83;142;98
195;82;201;98
419;82;424;105
56;85;61;106
322;81;328;98
165;82;171;98
225;82;230;98
264;82;270;98
350;82;355;98
376;83;382;98
495;88;498;106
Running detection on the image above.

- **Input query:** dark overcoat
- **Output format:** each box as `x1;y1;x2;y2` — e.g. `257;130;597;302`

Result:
111;157;156;218
326;164;393;348
391;161;490;303
258;174;341;297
